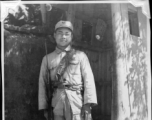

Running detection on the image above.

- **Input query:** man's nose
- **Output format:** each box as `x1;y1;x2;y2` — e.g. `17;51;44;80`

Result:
62;34;66;38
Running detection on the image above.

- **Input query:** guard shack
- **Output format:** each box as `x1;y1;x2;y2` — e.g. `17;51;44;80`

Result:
51;3;150;120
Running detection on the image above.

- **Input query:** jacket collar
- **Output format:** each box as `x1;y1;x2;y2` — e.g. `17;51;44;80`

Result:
55;45;71;54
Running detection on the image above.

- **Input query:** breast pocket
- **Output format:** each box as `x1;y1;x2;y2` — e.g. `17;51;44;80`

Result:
69;60;79;75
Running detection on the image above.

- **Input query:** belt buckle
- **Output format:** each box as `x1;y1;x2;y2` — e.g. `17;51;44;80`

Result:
65;85;71;88
58;84;65;89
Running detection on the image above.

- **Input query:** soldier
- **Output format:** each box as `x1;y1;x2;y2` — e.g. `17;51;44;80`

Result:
38;20;97;120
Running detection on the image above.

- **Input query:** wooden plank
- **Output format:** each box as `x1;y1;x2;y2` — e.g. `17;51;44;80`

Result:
95;83;102;117
90;51;99;81
106;51;110;82
98;53;103;82
104;52;108;82
75;4;83;13
75;11;96;25
101;86;105;115
106;51;109;82
73;41;113;53
74;18;82;42
107;85;112;115
97;52;100;83
67;4;76;24
101;52;105;81
95;81;112;86
83;4;94;17
104;85;108;115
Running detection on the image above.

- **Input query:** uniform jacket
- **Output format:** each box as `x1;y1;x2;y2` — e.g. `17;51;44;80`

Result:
38;46;97;114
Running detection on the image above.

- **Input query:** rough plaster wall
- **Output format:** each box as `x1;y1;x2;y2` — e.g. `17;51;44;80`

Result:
111;3;148;120
4;33;55;120
127;6;148;120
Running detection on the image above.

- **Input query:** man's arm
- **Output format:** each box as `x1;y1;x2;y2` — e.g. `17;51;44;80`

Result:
38;56;49;110
79;52;97;119
80;52;97;106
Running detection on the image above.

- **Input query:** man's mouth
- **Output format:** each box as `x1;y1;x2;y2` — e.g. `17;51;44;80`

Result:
60;39;66;42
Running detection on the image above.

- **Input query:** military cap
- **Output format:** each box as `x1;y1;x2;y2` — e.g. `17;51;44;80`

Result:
55;20;73;32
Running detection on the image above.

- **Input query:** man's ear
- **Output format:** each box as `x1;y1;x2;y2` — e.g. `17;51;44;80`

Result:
71;33;73;39
54;33;56;39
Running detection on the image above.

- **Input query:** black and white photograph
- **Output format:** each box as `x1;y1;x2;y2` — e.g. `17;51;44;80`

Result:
1;1;151;120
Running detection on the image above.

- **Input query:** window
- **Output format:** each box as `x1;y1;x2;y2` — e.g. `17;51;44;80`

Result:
81;21;93;43
128;10;140;37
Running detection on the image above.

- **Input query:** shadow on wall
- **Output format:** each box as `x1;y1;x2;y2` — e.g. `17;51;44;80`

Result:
4;32;55;120
114;10;148;120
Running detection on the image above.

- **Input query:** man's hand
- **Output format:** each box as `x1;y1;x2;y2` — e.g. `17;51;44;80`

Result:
81;104;91;118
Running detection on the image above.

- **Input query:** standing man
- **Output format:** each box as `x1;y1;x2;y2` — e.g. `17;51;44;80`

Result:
38;20;97;120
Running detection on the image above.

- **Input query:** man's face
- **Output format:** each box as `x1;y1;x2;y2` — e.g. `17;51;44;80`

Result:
54;28;73;48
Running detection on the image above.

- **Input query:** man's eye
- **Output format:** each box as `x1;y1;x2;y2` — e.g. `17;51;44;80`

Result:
57;32;62;35
57;33;70;36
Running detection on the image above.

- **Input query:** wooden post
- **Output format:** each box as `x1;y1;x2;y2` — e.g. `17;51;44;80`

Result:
40;4;47;26
66;4;76;25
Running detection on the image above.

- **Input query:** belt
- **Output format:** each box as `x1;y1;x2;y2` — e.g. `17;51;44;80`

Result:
52;81;83;91
57;84;71;89
56;84;83;91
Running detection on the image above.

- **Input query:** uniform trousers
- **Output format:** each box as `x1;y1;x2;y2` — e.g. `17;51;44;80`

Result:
52;89;84;120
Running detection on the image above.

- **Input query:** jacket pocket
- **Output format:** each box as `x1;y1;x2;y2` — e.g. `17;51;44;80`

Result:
69;60;79;74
